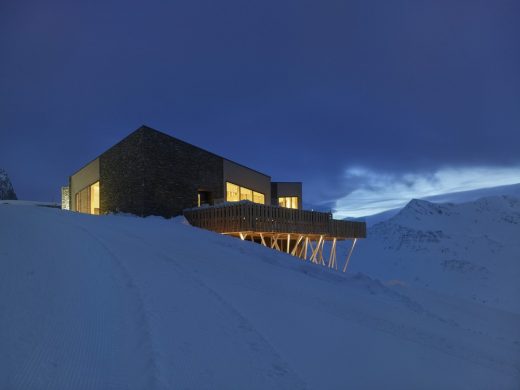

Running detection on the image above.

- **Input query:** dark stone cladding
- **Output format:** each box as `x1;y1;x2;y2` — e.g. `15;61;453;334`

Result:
99;126;224;218
270;182;279;206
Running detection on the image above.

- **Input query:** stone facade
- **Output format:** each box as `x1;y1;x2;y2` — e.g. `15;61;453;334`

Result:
99;126;224;218
72;125;302;218
99;130;147;216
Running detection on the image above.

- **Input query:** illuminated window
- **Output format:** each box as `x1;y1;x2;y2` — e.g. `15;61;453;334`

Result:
226;182;264;205
253;191;265;204
279;196;298;209
226;182;240;202
240;187;252;201
75;181;100;215
90;182;100;215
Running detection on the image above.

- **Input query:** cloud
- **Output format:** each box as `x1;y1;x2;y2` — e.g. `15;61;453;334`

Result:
334;166;520;218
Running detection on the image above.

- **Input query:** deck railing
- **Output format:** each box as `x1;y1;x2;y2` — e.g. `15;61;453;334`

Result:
183;202;366;239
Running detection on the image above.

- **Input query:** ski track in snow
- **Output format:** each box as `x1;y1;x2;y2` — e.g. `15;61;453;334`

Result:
100;226;308;389
68;222;160;389
1;202;520;389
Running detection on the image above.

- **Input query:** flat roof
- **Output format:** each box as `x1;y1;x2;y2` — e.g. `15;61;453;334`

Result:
70;125;272;179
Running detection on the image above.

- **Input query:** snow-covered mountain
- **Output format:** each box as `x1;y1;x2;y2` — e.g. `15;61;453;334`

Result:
345;182;520;226
1;201;519;389
0;168;17;200
349;195;520;314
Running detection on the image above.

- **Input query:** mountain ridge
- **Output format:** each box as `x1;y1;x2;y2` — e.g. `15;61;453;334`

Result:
349;194;520;314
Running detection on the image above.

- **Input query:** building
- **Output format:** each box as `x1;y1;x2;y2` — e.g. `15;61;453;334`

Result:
66;125;302;217
65;125;366;271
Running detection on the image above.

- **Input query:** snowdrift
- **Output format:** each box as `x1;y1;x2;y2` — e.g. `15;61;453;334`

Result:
1;201;519;389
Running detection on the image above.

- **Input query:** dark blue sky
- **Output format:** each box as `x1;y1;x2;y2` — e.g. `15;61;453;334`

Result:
1;0;519;215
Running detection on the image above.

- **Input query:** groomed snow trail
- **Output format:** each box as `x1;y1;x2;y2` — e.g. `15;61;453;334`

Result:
1;203;519;389
0;205;305;389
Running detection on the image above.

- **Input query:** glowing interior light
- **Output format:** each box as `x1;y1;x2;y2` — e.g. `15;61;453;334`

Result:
75;181;100;215
226;181;265;205
278;196;298;209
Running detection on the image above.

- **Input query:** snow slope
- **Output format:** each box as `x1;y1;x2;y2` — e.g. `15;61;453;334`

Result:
349;196;520;314
1;202;519;389
346;182;520;226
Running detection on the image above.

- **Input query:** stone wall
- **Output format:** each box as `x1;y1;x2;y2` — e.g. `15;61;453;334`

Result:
99;130;146;215
99;126;224;218
140;127;224;217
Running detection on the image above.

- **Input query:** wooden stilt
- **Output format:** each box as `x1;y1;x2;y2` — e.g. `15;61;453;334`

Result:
291;235;304;256
228;231;359;273
272;234;281;251
328;238;337;269
342;238;358;273
318;236;325;265
310;236;323;264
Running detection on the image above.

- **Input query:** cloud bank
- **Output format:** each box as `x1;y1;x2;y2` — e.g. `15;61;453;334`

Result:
334;166;520;218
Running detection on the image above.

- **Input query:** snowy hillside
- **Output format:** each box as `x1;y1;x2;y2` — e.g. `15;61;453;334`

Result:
349;196;520;314
1;202;519;389
0;168;17;200
347;182;520;227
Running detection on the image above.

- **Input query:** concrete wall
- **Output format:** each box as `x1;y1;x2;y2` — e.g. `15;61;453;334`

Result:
223;159;271;205
271;182;303;209
70;158;100;211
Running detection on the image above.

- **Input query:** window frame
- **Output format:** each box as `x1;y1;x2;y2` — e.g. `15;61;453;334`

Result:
225;181;265;205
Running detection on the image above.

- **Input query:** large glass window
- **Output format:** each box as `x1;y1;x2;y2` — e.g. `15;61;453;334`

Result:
226;182;240;202
226;182;265;205
90;182;100;214
75;181;100;215
240;187;253;201
279;196;298;209
253;191;265;204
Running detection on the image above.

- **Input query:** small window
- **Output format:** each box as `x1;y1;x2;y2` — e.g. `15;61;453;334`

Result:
279;196;298;209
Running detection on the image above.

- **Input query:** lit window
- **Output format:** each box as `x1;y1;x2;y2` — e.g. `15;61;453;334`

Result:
253;191;265;205
279;196;298;209
75;181;100;215
240;187;252;201
226;182;240;202
226;182;264;205
90;182;100;215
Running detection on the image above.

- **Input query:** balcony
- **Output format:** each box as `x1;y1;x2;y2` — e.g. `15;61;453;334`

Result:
183;202;366;272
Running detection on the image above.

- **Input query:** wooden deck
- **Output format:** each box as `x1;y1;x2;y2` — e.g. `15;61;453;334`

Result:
183;202;366;240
